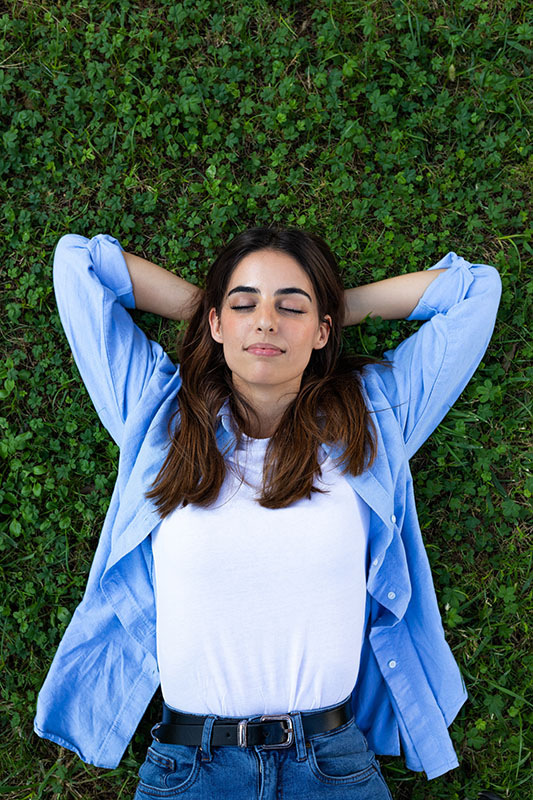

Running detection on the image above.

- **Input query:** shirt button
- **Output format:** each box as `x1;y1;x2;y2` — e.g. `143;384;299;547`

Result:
373;558;379;567
388;660;397;669
390;514;396;524
387;591;396;600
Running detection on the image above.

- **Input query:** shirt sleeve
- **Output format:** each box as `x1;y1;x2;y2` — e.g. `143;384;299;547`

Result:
370;253;502;459
52;233;177;447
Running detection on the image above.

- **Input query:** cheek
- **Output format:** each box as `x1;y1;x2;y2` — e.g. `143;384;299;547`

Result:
218;314;247;348
296;323;323;350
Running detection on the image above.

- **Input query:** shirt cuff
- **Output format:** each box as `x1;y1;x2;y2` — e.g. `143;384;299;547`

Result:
406;252;474;321
86;233;136;309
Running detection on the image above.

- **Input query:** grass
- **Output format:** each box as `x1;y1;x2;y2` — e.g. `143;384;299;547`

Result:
1;0;531;797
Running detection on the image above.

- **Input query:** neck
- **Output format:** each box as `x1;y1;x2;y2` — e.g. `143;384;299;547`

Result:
232;380;299;438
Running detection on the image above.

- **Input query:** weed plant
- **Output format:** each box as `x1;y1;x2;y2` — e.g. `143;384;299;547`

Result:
0;1;531;798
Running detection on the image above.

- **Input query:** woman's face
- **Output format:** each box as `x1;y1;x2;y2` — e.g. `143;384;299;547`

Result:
208;249;331;401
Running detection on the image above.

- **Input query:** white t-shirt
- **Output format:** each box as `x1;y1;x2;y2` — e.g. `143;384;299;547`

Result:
151;432;370;716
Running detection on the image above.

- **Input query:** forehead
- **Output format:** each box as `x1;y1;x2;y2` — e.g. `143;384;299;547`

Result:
227;249;314;295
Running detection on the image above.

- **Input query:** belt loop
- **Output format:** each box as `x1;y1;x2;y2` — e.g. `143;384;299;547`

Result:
200;715;216;762
290;711;307;762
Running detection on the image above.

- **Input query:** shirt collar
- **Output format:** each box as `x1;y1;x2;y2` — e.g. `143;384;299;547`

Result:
216;398;236;435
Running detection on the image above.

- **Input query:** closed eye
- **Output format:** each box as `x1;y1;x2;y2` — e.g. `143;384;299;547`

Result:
230;305;306;314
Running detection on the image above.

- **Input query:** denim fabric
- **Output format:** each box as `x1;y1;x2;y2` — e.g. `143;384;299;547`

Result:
134;699;393;799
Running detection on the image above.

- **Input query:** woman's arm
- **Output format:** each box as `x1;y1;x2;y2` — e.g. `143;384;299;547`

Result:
343;269;447;326
122;250;204;321
364;254;502;458
53;235;178;447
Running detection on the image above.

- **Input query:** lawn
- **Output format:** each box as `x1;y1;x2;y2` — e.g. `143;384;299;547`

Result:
1;1;531;798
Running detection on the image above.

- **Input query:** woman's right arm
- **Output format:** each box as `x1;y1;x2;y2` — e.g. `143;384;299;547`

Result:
53;234;179;447
122;250;203;321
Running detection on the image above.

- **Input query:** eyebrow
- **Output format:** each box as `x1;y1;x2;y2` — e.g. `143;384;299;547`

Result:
227;285;313;302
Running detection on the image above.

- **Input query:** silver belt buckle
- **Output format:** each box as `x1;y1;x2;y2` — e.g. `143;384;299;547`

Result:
150;722;162;743
259;714;294;749
237;719;248;748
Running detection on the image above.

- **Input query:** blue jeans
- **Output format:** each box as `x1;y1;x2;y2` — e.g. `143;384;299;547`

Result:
134;697;393;799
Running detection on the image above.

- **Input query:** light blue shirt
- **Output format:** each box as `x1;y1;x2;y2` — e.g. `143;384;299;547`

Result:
34;234;502;780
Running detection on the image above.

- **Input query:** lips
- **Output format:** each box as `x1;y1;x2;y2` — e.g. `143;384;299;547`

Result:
245;343;284;355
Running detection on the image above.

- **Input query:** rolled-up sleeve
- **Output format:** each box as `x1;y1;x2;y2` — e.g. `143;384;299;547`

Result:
372;252;502;459
53;233;176;447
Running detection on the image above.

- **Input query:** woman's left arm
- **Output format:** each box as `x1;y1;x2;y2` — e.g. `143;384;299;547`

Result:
343;269;447;325
357;254;502;459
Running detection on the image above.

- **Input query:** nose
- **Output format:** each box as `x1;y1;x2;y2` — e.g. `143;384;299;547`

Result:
255;304;277;333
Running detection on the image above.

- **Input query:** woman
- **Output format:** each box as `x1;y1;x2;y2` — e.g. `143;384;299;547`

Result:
34;226;501;798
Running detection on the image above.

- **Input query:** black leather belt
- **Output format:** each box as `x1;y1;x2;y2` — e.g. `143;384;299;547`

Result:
152;697;353;750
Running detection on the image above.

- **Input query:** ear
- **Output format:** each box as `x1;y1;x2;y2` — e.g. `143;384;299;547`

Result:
208;307;224;343
313;314;332;350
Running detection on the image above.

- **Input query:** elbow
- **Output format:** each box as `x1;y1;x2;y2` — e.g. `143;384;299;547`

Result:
52;234;92;304
54;233;89;257
53;234;89;274
472;264;502;319
484;265;503;316
484;264;502;295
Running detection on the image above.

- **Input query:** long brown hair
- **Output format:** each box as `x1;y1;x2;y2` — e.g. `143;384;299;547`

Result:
146;226;380;514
